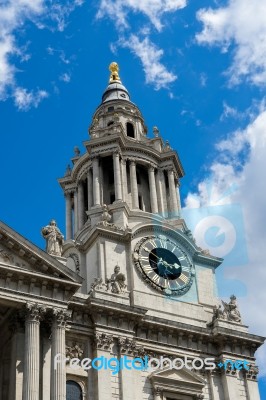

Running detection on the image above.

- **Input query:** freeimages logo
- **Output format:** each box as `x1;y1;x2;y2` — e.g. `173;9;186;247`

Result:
182;202;248;267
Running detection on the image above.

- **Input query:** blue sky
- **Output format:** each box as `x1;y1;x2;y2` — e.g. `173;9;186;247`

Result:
1;0;266;396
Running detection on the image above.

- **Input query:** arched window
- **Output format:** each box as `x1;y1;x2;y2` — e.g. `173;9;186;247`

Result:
66;380;82;400
126;122;134;138
107;121;114;127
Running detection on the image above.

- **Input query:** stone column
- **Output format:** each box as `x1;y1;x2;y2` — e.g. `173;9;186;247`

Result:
65;192;72;240
130;160;138;209
22;303;46;400
113;151;123;202
87;168;93;209
121;158;128;202
160;169;168;216
148;166;158;213
92;156;101;206
74;190;78;234
176;182;181;215
8;312;25;400
77;181;85;230
50;308;72;400
41;330;52;400
167;169;179;217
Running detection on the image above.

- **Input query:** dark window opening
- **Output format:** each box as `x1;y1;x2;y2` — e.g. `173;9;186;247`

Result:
164;170;169;188
136;171;141;184
110;193;115;204
108;106;114;112
126;122;134;138
107;121;114;126
66;380;82;400
138;195;143;210
109;170;114;184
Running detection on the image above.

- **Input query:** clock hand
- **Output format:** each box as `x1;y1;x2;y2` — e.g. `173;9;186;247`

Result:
143;247;163;261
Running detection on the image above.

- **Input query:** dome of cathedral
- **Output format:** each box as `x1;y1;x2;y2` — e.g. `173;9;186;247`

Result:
101;81;130;103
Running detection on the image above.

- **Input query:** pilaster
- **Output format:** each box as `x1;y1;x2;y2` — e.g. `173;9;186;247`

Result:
118;337;144;400
94;332;114;400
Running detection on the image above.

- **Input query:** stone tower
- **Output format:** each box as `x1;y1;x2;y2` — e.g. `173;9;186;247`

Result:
57;63;264;399
0;63;263;400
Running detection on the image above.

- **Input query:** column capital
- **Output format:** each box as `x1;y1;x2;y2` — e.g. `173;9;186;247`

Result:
94;332;114;351
52;308;72;328
118;337;145;357
113;149;121;157
64;189;74;197
129;159;136;166
25;302;46;323
167;167;174;174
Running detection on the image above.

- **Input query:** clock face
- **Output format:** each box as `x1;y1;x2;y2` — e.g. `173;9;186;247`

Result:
134;235;194;296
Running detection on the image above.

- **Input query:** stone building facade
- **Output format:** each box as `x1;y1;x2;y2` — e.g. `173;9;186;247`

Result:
0;62;264;400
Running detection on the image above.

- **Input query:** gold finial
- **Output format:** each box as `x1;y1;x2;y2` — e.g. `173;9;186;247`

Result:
109;62;121;83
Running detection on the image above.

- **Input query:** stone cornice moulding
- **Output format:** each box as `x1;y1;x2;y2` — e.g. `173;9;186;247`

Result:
84;132;184;177
75;224;132;252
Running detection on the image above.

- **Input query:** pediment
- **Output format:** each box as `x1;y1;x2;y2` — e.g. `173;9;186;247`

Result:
149;365;206;398
0;221;83;289
150;366;206;386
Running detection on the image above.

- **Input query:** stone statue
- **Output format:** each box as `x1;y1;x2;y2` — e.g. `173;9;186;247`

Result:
222;295;242;323
74;146;80;157
101;204;112;226
107;265;127;294
41;220;64;256
212;304;224;322
153;126;159;137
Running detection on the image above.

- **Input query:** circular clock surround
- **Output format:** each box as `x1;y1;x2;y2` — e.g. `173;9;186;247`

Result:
133;235;194;296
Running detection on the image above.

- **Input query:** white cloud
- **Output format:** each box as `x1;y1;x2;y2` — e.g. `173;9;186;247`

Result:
47;1;83;32
13;87;48;111
0;0;44;98
0;0;82;109
97;1;185;91
184;105;266;375
59;72;71;83
97;0;186;31
199;72;207;87
220;101;241;121
196;0;266;86
120;35;177;89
